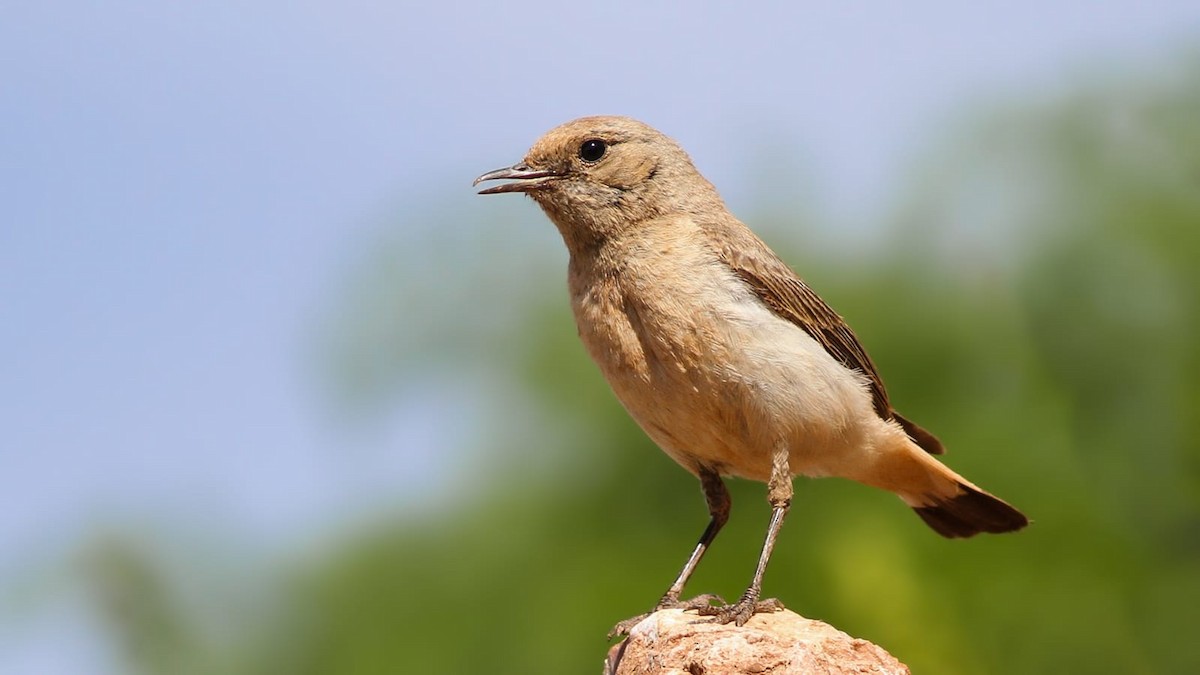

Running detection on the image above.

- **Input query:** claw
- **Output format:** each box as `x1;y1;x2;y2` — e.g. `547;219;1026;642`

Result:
607;594;728;640
695;595;784;626
607;613;650;641
658;592;724;612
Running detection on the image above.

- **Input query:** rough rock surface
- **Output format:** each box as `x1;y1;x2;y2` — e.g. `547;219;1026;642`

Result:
604;608;909;675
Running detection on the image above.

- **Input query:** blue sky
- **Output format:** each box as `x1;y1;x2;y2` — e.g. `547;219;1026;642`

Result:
3;2;1199;672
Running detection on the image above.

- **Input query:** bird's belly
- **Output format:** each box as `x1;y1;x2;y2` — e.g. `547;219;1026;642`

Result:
586;291;877;482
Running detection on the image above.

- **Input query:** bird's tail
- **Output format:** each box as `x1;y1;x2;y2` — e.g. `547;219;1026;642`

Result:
868;441;1028;538
910;481;1028;538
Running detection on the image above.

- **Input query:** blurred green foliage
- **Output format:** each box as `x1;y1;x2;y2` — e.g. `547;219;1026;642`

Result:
88;63;1200;673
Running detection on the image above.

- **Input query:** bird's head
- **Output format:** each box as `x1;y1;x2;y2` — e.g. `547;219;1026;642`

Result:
474;116;721;253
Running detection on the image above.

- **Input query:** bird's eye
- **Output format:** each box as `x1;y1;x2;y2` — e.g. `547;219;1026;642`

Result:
579;139;607;163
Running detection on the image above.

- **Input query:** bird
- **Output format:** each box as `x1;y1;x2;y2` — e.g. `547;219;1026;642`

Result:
473;116;1028;637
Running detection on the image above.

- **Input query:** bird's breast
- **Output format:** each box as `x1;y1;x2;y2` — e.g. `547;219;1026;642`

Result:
567;241;875;480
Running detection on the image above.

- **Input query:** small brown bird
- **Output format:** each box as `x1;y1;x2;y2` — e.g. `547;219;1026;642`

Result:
474;116;1027;635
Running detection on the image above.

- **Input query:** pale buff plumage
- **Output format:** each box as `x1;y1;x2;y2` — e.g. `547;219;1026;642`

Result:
475;116;1026;633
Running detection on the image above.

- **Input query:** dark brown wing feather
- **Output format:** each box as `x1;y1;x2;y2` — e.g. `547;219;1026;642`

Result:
702;221;945;455
893;412;945;455
719;243;891;417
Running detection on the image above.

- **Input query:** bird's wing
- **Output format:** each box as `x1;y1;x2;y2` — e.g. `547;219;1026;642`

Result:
704;224;892;419
697;218;945;454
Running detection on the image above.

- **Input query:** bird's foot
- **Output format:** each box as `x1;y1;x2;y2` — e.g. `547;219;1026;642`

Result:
695;592;784;626
606;593;725;640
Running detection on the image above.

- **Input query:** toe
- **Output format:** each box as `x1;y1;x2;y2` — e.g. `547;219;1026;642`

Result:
667;593;725;611
694;596;784;625
611;593;736;639
607;613;650;641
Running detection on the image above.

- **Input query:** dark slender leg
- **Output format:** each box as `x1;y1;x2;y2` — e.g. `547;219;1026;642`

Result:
607;466;730;639
657;467;731;606
699;446;791;626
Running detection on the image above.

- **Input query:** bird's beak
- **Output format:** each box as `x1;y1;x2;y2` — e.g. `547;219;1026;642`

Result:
473;163;561;194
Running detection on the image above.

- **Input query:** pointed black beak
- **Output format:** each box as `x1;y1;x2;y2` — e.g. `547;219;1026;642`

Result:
473;163;562;194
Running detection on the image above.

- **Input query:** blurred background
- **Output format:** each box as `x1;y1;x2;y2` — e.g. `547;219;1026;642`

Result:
3;2;1200;673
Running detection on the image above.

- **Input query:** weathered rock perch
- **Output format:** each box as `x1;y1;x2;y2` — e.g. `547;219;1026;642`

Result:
604;608;910;675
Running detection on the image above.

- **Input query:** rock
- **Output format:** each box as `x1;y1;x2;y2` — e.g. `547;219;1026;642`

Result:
603;608;909;675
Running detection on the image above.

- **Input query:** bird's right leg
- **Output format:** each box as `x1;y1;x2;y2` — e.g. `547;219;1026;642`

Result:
607;466;730;639
656;467;730;607
697;445;790;626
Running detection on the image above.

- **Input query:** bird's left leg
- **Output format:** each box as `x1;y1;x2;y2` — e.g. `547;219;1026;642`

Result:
698;445;790;625
607;466;729;639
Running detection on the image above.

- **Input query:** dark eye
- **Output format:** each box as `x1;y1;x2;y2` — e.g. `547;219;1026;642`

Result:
579;139;607;162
